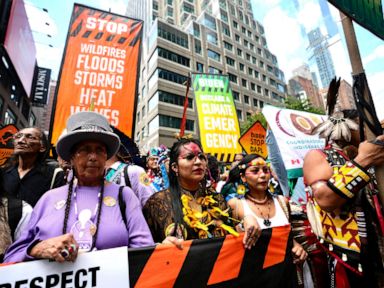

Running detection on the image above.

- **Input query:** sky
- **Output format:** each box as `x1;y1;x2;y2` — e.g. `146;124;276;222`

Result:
250;0;384;120
26;0;383;120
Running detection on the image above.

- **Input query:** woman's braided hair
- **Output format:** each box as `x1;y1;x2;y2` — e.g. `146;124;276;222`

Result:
62;175;75;234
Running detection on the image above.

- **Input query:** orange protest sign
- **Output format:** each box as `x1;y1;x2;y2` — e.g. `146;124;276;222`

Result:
50;4;143;145
0;125;18;166
239;121;268;158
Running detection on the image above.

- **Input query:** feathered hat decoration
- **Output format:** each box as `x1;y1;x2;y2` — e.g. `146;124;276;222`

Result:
311;77;358;142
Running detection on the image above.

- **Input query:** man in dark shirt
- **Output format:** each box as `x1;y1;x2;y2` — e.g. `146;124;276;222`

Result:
1;127;65;207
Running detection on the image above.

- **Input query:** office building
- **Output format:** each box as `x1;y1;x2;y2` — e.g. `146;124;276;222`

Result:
307;27;336;88
128;0;286;149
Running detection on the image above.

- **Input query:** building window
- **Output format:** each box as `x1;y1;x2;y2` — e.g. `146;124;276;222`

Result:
251;82;256;91
233;20;238;29
4;109;16;125
228;73;237;84
235;34;240;43
159;90;193;108
208;66;222;74
259;61;264;68
260;101;264;108
196;62;204;72
246;53;251;61
244;95;250;104
241;78;247;87
224;41;233;51
167;7;173;17
248;67;253;75
229;4;236;16
262;74;267;82
29;113;36;126
254;70;259;78
241;27;246;34
148;93;159;112
206;31;218;45
193;23;200;38
225;57;235;66
153;1;159;10
158;47;190;67
158;26;188;48
232;91;239;101
195;40;202;54
207;49;221;62
252;56;256;64
182;2;194;13
222;23;230;36
264;89;269;96
148;115;159;136
253;98;258;107
204;14;216;30
221;11;228;23
236;109;242;121
237;48;242;57
239;63;244;71
257;85;262;93
160;115;194;131
158;69;189;85
142;105;146;117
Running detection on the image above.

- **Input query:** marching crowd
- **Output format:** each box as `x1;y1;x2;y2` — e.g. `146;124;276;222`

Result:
1;103;384;287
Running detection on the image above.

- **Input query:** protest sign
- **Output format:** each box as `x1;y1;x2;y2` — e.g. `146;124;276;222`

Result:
192;73;242;162
239;121;268;158
50;4;143;145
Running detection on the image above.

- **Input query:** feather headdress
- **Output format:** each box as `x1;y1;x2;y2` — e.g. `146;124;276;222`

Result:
311;77;358;142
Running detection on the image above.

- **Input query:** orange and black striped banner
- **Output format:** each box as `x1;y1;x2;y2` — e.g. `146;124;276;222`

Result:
128;225;295;287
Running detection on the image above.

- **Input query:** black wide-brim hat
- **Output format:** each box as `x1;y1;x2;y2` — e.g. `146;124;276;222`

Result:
56;111;120;162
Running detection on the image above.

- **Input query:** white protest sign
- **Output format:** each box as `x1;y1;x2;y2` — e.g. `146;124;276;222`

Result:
262;105;326;178
0;247;129;288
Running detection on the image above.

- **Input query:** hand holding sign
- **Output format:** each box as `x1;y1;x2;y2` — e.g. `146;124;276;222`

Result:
30;233;79;263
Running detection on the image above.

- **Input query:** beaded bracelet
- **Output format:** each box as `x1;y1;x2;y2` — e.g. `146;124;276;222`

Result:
327;160;370;199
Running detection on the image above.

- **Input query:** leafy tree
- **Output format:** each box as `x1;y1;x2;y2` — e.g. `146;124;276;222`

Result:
240;111;267;134
284;96;325;115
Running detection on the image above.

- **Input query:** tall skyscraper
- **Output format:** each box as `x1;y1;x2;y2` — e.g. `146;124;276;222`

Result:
307;27;336;88
128;0;286;149
318;0;338;37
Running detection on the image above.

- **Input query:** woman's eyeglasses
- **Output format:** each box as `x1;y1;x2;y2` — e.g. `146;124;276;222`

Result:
13;133;40;141
245;166;270;175
179;152;207;162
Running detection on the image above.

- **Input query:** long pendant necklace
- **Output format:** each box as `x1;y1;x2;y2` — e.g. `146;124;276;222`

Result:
247;196;272;227
70;185;102;251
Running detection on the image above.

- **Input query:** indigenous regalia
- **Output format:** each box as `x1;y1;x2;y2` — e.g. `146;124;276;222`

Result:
306;145;384;287
142;186;237;242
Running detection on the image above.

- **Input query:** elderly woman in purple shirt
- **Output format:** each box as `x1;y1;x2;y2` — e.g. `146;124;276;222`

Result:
4;112;154;263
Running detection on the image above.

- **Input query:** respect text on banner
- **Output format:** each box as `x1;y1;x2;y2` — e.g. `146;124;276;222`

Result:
0;227;294;288
50;4;143;145
192;74;242;162
0;247;129;288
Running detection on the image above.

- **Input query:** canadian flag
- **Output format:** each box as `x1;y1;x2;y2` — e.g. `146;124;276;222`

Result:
291;159;300;165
